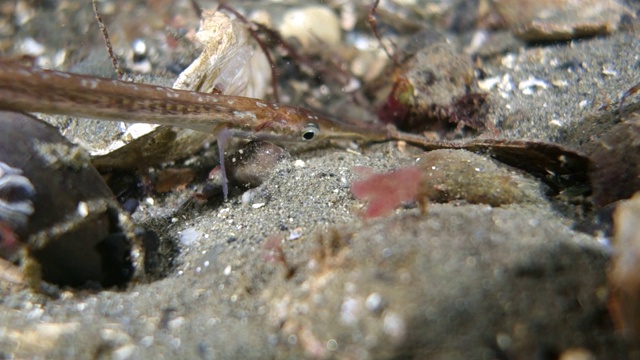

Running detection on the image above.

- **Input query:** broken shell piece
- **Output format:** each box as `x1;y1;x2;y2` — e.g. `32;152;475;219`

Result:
518;76;549;95
174;9;271;98
0;161;35;231
91;126;203;171
0;111;142;288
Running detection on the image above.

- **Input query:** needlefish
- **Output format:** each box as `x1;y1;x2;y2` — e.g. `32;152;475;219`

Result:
0;61;591;198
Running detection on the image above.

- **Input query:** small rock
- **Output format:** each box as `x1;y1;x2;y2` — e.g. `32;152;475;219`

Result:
378;29;486;136
588;115;640;206
494;0;624;41
0;111;140;288
417;149;548;206
609;192;640;342
228;141;290;189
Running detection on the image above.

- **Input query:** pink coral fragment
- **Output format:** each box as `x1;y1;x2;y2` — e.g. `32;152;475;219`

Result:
351;166;423;219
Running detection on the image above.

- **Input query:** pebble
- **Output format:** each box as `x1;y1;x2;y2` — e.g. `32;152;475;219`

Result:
365;292;384;313
278;5;341;51
179;227;202;246
340;297;361;326
559;348;596;360
112;344;137;360
382;311;406;343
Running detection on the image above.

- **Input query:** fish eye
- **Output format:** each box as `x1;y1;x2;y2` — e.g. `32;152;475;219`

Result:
302;123;320;141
